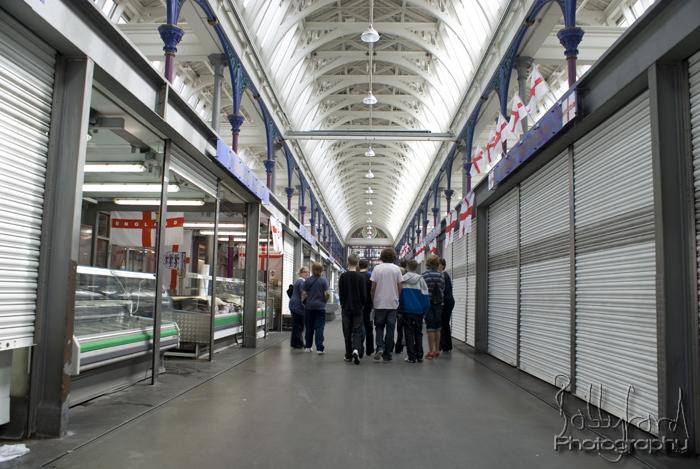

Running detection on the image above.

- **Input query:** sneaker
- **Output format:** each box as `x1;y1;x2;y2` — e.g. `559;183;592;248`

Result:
317;350;325;355
304;348;312;353
344;356;352;362
352;350;360;365
373;351;382;361
405;357;416;363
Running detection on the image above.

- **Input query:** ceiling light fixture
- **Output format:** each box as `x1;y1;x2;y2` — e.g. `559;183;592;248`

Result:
365;186;374;194
364;146;375;157
184;222;246;229
113;198;201;206
86;183;179;193
361;0;380;42
84;163;146;173
200;231;246;236
362;91;377;105
366;200;373;206
366;209;373;215
364;169;375;179
366;218;373;224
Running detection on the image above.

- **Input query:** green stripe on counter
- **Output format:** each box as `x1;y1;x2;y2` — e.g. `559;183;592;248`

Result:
80;327;179;353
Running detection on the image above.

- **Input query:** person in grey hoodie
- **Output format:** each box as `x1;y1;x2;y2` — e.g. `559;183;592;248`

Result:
398;260;430;363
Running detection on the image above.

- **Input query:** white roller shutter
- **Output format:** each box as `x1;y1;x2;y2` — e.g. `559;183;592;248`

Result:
282;232;295;316
690;51;700;344
0;12;55;350
450;232;466;342
573;92;657;427
170;146;218;197
487;189;519;366
519;153;571;385
466;218;477;347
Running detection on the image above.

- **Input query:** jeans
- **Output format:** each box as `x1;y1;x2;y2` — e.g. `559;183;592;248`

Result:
374;309;397;358
394;313;404;353
363;308;374;355
341;309;364;358
290;313;305;348
403;314;424;361
440;300;454;351
304;309;326;351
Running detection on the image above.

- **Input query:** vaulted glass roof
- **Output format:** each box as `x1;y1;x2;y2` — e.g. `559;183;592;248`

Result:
233;0;508;239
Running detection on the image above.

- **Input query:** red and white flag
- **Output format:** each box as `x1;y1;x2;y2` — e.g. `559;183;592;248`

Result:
458;193;475;238
445;210;458;245
471;146;487;175
495;113;510;149
429;239;438;255
111;212;184;248
526;64;549;115
485;127;498;164
415;243;426;263
507;94;529;146
270;216;283;253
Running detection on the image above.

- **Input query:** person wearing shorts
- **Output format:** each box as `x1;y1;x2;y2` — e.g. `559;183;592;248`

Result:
422;254;445;359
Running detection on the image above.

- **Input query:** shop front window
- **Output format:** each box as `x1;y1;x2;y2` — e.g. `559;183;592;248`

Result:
71;88;178;378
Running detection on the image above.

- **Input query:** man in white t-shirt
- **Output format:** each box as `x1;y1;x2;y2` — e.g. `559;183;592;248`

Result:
370;248;403;361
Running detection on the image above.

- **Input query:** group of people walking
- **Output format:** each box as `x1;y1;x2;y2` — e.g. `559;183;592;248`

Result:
287;247;455;365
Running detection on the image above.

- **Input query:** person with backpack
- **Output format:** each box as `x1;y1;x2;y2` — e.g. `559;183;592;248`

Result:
399;260;430;363
422;254;445;359
438;258;455;353
338;254;368;364
288;267;309;349
302;262;330;354
370;248;403;362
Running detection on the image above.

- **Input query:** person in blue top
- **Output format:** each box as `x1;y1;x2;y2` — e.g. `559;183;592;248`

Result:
422;254;445;360
302;262;330;354
288;267;309;349
399;259;430;363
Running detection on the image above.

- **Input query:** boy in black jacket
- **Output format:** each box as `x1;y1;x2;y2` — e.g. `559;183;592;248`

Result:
339;254;368;364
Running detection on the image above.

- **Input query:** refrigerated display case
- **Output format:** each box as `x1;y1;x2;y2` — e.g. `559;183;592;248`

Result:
70;266;180;375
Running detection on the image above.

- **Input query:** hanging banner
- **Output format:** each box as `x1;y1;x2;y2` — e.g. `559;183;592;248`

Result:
445;210;457;245
458;193;475;238
270;216;283;253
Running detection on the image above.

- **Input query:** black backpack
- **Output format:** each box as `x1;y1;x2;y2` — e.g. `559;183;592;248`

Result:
430;279;443;305
286;284;294;299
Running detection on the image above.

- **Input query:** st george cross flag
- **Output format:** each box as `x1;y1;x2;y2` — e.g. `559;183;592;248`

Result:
429;239;438;255
526;64;549;115
458;193;475;238
445;210;458;245
495;113;510;150
485;127;497;164
471;146;487;175
111;212;184;248
415;243;425;263
507;94;529;146
270;216;283;253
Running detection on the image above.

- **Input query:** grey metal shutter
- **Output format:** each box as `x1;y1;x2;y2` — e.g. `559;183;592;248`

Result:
466;218;477;346
450;231;466;342
0;11;55;349
573;91;657;426
282;232;295;316
487;189;519;365
170;146;218;197
690;51;700;346
519;152;571;385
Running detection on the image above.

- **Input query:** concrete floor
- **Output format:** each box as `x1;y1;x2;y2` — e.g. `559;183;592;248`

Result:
4;322;688;468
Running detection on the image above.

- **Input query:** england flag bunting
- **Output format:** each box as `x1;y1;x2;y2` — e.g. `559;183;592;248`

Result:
485;128;497;164
445;209;458;245
507;94;529;146
270;216;284;253
415;243;426;263
526;64;550;115
471;146;487;175
111;211;184;248
429;239;438;255
458;193;475;238
495;114;510;151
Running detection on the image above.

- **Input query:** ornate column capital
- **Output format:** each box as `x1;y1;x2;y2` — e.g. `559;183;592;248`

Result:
158;24;184;55
557;27;585;59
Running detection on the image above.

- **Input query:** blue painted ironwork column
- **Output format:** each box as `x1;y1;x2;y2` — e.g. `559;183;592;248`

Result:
432;182;441;228
283;146;295;211
316;208;322;240
557;0;584;86
444;147;455;213
515;56;533;131
228;65;246;153
158;1;184;82
298;175;306;224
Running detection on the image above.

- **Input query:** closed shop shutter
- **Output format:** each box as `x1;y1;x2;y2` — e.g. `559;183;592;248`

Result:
690;51;700;350
282;232;295;316
450;232;466;342
519;152;571;385
170;146;218;197
0;11;55;349
573;91;657;426
487;189;519;365
466;218;477;346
